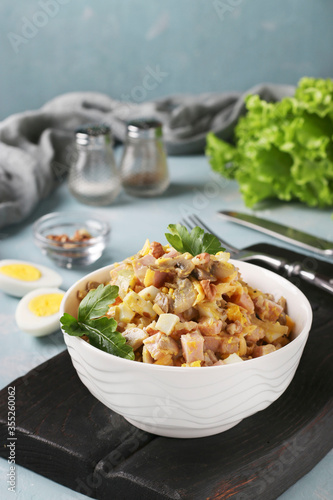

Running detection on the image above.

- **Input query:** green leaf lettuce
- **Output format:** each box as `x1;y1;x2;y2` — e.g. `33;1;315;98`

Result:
206;77;333;208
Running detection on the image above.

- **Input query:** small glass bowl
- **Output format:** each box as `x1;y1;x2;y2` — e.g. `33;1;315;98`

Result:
33;212;110;268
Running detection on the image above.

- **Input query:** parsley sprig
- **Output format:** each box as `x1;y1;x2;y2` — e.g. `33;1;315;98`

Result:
165;224;225;256
60;284;135;360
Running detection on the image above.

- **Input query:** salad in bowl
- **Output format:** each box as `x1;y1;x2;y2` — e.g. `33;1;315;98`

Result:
60;224;312;438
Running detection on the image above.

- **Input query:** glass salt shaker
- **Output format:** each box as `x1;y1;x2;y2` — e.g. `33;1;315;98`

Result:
119;119;170;197
68;124;120;206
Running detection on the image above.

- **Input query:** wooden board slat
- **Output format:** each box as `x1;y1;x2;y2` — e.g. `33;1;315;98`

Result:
0;351;154;494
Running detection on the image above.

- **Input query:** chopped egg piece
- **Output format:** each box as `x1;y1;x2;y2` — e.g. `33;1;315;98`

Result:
155;313;179;335
222;353;243;365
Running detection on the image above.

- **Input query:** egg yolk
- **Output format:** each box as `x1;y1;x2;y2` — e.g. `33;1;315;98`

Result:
28;293;64;317
0;264;41;281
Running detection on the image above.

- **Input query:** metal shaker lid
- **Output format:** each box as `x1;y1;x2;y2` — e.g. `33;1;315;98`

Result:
126;118;163;139
75;124;111;145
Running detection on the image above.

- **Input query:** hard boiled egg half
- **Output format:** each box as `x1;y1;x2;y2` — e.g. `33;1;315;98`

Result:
15;287;65;337
0;260;62;297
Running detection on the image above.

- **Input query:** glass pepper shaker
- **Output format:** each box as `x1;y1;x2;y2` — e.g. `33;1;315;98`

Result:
119;119;170;197
68;124;120;206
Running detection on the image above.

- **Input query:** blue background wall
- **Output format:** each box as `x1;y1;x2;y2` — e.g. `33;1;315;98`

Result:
1;0;332;120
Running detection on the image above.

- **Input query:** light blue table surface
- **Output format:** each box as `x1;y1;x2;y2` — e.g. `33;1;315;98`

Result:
1;154;332;499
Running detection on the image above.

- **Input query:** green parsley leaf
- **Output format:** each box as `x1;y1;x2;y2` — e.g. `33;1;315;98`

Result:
60;285;135;360
80;317;134;359
78;284;119;322
60;312;84;336
202;232;225;255
165;223;225;255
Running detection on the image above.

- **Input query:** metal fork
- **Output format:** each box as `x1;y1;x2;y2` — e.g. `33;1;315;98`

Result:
182;214;333;295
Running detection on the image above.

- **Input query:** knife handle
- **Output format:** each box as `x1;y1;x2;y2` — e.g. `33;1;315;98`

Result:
242;253;333;295
284;262;333;295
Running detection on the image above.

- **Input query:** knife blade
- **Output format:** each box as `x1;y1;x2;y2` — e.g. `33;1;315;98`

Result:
218;211;333;257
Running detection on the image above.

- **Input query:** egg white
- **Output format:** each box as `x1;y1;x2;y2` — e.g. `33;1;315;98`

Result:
15;287;66;337
0;259;62;297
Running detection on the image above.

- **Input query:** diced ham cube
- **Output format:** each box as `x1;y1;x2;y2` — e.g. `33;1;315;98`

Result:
109;263;126;283
203;336;221;352
143;332;179;360
253;344;276;358
181;332;204;364
254;296;283;323
236;292;254;313
162;248;180;259
245;326;265;343
172;321;199;341
198;318;223;336
201;280;218;301
226;320;243;335
220;335;240;355
204;350;218;366
277;296;287;311
139;254;156;266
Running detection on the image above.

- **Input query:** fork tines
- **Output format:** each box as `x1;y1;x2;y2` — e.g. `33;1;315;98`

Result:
181;214;237;253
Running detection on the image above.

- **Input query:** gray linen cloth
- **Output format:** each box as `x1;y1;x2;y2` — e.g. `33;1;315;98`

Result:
0;83;294;228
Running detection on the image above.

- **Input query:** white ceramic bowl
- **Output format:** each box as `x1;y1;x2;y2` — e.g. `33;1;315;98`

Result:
60;260;312;439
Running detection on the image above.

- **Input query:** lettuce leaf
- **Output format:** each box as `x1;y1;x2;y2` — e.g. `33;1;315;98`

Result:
206;77;333;208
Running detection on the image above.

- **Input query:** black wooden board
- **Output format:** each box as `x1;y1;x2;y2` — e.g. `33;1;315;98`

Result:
1;244;332;500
